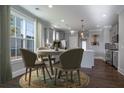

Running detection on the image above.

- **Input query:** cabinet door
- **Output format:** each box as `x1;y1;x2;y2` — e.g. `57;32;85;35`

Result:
113;51;118;68
105;50;112;64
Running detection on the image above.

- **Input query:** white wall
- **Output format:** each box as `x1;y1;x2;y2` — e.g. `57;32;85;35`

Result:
104;27;111;43
118;12;124;75
68;32;78;49
87;28;110;60
87;30;104;59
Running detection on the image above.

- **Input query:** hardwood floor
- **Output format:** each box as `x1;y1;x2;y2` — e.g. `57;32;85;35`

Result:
0;59;124;88
84;59;124;88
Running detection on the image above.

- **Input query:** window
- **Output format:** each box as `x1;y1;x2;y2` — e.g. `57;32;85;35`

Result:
10;10;35;61
82;41;86;51
25;20;34;51
56;32;59;41
44;28;60;47
53;30;56;41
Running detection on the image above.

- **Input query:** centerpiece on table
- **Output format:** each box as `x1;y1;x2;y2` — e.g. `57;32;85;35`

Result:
52;40;61;51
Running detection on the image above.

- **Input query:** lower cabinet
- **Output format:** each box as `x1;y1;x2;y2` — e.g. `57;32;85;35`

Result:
113;51;118;68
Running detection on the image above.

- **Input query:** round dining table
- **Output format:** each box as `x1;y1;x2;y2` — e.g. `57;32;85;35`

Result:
37;49;66;75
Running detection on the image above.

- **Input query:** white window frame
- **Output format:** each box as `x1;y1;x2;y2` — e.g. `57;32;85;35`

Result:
56;31;59;41
10;8;35;62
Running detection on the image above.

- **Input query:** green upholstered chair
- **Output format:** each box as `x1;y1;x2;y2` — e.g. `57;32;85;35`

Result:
20;48;52;86
53;48;84;85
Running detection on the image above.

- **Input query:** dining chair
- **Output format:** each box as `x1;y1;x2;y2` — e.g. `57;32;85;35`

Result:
53;48;84;85
20;48;52;86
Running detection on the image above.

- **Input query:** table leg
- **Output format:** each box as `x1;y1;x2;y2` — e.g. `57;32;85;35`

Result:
48;55;54;75
58;70;62;79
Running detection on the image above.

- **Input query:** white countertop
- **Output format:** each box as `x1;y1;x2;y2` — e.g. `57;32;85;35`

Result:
84;50;95;52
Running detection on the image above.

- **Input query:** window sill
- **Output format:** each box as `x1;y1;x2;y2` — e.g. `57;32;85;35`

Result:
10;58;23;65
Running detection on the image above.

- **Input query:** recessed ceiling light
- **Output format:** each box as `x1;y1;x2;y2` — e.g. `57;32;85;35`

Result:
102;14;107;17
54;25;57;28
60;19;64;22
52;24;57;28
70;30;75;34
48;5;53;8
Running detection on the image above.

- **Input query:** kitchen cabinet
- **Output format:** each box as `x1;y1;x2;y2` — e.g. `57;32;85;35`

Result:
113;51;118;68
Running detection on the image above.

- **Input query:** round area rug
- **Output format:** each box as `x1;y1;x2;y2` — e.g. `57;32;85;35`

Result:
19;69;90;88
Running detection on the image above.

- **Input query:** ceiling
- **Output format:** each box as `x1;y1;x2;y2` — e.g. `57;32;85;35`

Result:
21;5;124;32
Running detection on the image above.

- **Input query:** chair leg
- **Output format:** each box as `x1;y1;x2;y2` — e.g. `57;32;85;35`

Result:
71;71;73;82
48;55;54;75
53;59;56;64
44;64;52;79
65;71;68;82
29;68;32;86
42;66;46;83
77;70;81;85
54;68;58;85
25;68;28;81
36;68;39;77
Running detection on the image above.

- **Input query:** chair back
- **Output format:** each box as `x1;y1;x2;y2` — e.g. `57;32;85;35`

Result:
60;48;84;69
20;48;37;67
37;51;49;59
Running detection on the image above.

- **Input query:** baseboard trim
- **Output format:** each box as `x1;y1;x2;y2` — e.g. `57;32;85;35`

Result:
12;68;25;78
118;68;124;76
95;57;105;61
